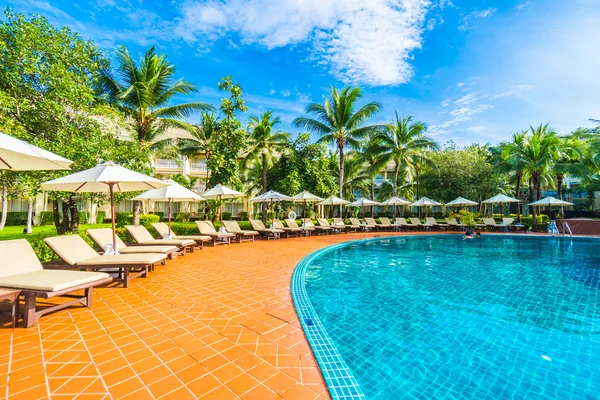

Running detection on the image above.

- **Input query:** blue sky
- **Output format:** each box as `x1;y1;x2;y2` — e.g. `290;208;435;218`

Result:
8;0;600;145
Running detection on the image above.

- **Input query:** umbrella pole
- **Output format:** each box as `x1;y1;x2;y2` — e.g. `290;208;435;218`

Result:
109;183;117;252
168;198;172;234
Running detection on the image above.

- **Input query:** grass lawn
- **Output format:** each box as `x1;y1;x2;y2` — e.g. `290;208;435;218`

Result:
0;224;112;241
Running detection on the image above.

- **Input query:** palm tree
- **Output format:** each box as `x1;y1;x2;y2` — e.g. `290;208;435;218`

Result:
363;134;389;202
178;112;219;184
370;113;437;217
293;86;381;213
97;45;212;223
519;123;561;227
97;45;212;146
244;110;290;220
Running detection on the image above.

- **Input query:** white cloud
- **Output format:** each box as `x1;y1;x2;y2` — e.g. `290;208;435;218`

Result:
268;90;276;95
280;90;291;97
458;8;497;31
516;2;530;10
466;126;486;133
456;82;465;87
175;0;432;86
440;98;451;107
515;84;536;91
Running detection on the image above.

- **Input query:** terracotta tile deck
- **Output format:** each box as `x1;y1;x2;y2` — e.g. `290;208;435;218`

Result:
0;231;452;399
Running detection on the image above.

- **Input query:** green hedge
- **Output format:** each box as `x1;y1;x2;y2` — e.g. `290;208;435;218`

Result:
0;212;27;226
222;212;232;221
238;212;248;221
139;214;160;226
174;212;190;222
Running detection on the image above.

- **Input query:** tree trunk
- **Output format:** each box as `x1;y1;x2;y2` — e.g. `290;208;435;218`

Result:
26;198;33;234
261;153;268;222
69;194;79;233
515;171;522;223
0;185;7;230
557;174;563;199
371;178;375;201
338;146;345;216
531;172;539;229
415;169;420;199
393;162;399;197
53;199;63;234
61;200;70;234
133;200;141;225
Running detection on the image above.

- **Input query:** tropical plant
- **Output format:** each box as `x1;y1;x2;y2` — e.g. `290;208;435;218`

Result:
363;134;389;200
97;45;212;224
244;111;291;195
334;152;370;201
496;131;528;201
177;112;219;182
293;86;381;211
371;113;436;198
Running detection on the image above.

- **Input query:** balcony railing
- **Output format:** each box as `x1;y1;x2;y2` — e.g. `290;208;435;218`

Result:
155;159;180;168
190;162;208;171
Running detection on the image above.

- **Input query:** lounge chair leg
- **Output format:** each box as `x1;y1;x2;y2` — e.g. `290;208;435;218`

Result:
85;288;93;307
23;293;36;328
123;267;129;288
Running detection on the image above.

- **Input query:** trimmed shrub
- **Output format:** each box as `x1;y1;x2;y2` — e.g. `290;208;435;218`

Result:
40;211;55;225
96;211;106;223
139;214;160;227
0;212;27;226
115;212;133;227
238;212;248;221
174;212;191;222
222;212;232;221
150;211;164;221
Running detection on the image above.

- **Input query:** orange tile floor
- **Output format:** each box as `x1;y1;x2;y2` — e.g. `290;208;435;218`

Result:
0;231;452;399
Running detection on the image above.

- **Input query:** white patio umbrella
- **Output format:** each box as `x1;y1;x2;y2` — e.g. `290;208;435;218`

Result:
348;197;380;218
201;184;245;223
445;197;479;207
0;131;73;170
318;195;350;218
291;191;324;221
528;196;574;220
379;196;411;219
482;193;521;218
409;197;442;218
41;162;169;253
133;179;205;233
251;190;293;220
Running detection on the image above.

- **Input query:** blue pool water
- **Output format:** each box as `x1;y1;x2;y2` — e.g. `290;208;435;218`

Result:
301;235;600;399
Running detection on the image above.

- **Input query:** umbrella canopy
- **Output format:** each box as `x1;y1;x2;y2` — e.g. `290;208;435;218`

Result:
0;131;73;171
445;197;479;207
133;179;205;232
41;162;169;253
251;190;293;202
201;184;245;223
409;197;442;207
201;184;245;200
318;195;350;206
348;197;380;207
528;196;574;206
291;191;323;202
482;194;520;204
379;196;411;206
133;179;204;202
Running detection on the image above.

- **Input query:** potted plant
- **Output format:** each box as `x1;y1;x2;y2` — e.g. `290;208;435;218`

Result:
453;210;477;234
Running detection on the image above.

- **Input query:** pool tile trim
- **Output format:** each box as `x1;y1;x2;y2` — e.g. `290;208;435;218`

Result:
291;241;368;400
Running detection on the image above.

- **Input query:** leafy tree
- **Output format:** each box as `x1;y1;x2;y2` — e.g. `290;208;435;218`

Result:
334;151;370;201
362;133;389;200
207;77;248;189
371;113;436;199
264;134;337;198
178;112;219;182
97;45;212;223
0;9;140;233
419;144;505;204
293;86;381;211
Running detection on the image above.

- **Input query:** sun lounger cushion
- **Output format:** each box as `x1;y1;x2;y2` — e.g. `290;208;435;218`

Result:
88;228;178;254
44;235;166;265
223;221;259;235
126;225;195;246
152;223;211;242
0;239;110;292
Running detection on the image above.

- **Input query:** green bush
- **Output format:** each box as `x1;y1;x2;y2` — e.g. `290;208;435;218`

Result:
0;212;27;226
222;212;232;221
169;222;198;235
139;214;160;226
173;212;190;222
96;211;106;223
115;212;133;227
150;211;164;221
40;211;55;225
238;212;248;221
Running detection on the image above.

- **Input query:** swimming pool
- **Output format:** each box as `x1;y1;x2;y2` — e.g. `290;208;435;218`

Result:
293;235;600;399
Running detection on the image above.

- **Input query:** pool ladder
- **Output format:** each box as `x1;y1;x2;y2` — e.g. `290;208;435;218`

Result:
558;221;572;238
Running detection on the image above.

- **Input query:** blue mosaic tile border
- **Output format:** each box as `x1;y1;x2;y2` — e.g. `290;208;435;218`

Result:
291;241;367;400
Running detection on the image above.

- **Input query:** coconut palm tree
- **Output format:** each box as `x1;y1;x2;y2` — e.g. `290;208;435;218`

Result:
519;123;561;227
177;112;219;184
362;134;389;201
244;111;290;220
293;86;381;213
370;113;437;216
97;45;212;146
97;45;212;223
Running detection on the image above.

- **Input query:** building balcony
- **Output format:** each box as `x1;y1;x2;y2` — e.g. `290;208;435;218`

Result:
190;162;207;171
154;159;181;169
